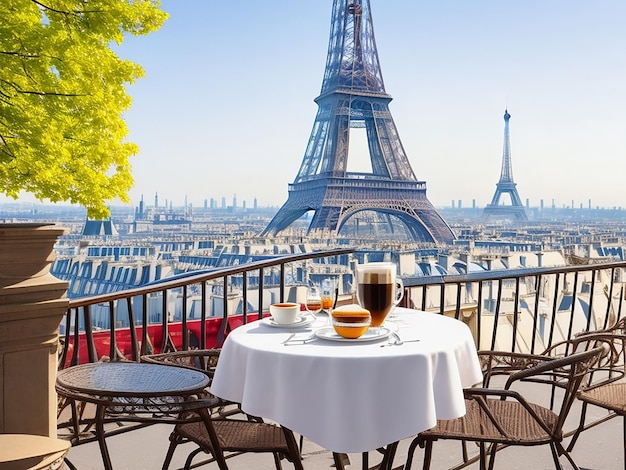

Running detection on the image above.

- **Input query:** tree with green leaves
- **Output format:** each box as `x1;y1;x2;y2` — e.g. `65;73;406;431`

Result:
0;0;168;218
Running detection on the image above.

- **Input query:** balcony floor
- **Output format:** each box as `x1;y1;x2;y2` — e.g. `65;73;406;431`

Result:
62;395;622;470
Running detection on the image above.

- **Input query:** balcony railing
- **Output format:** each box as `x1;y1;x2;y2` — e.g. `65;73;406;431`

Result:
58;248;355;368
402;260;626;355
59;250;626;369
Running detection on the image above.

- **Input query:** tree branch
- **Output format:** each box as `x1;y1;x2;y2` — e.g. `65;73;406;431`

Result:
31;0;72;16
0;51;42;59
0;134;16;160
31;0;103;16
0;78;86;98
18;90;87;97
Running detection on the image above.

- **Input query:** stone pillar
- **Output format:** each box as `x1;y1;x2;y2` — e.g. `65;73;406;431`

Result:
0;224;69;437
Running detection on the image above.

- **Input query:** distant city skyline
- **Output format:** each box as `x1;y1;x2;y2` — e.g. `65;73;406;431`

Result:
3;1;625;211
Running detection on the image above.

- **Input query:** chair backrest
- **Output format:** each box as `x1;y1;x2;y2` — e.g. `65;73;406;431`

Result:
141;349;221;382
546;332;626;390
603;316;626;335
504;346;604;436
478;351;550;387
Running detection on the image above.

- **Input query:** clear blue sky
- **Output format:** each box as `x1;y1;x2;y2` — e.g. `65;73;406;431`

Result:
8;1;626;211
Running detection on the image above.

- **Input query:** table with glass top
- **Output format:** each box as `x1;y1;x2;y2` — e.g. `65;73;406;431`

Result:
56;361;212;470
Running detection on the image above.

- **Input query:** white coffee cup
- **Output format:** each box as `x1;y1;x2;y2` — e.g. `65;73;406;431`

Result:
269;302;300;324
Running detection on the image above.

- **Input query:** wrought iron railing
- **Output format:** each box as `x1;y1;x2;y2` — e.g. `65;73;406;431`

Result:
402;260;626;354
58;251;626;369
58;248;354;368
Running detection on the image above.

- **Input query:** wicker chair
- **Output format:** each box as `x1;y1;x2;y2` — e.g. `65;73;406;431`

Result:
142;349;304;470
404;346;604;470
564;325;626;469
165;417;304;470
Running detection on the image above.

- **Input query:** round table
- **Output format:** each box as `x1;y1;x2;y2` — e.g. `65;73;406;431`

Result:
56;362;211;470
211;308;483;454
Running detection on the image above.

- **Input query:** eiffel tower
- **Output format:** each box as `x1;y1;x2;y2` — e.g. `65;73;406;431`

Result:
261;0;455;244
482;109;528;221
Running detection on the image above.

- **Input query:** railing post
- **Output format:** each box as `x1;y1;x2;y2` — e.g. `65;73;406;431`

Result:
454;283;462;320
242;272;248;323
127;297;139;361
84;305;96;364
511;277;520;353
439;285;445;315
279;263;286;302
567;272;580;340
490;279;503;351
547;272;561;349
161;289;169;352
476;281;483;350
258;268;264;322
200;282;207;350
604;268;616;329
530;275;542;354
141;293;149;356
182;284;188;351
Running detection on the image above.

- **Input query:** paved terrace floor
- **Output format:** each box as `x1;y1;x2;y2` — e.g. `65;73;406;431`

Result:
62;392;623;470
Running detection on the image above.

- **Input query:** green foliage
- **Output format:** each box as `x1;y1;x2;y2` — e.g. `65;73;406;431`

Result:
0;0;168;218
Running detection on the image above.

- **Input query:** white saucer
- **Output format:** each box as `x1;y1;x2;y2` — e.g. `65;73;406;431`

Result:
261;315;313;328
314;326;392;343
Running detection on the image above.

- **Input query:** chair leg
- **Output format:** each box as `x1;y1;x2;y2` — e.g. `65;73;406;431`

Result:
622;415;626;470
183;448;208;470
403;437;422;470
420;439;433;470
556;441;579;470
622;416;625;470
378;442;399;470
482;443;491;470
95;404;113;470
70;399;80;443
566;402;589;452
197;409;229;470
161;430;183;470
280;426;304;470
549;442;566;470
272;452;283;469
333;452;349;470
63;457;78;470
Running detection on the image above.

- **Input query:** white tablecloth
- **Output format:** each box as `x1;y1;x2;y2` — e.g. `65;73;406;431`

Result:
211;307;482;453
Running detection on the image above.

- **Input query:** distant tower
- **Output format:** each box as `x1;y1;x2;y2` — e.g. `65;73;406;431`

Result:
482;109;527;221
262;0;454;244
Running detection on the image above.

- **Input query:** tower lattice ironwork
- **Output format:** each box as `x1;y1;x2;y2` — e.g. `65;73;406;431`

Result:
261;0;454;244
482;109;527;221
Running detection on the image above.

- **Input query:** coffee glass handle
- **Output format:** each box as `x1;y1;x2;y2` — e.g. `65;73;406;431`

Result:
394;278;404;306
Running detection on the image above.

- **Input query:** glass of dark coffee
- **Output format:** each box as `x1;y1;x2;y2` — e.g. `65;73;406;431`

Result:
356;262;403;327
